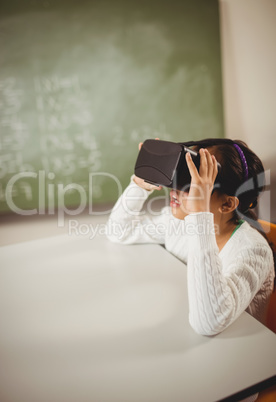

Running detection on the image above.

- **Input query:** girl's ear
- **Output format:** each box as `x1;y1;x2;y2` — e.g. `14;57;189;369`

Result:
220;196;239;213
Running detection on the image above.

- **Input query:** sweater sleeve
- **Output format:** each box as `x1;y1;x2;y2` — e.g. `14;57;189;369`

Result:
185;212;273;336
106;177;167;245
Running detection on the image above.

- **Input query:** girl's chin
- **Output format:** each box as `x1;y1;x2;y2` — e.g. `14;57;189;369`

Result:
170;204;188;220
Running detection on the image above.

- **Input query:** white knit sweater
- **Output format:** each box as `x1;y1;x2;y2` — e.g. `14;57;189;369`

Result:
106;179;275;336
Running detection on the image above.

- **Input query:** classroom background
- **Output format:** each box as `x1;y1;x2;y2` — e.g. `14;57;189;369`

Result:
0;0;275;241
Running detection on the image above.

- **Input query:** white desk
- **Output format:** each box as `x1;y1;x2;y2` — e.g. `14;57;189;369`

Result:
0;231;275;402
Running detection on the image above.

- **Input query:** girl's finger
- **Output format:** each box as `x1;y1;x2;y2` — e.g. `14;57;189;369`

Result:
199;148;208;177
186;152;200;181
212;155;218;181
205;149;214;177
139;142;143;150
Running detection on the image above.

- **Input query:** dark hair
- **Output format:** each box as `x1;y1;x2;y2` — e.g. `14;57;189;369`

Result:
183;138;276;287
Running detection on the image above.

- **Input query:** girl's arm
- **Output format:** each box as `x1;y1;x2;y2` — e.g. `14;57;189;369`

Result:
185;212;273;336
106;176;168;245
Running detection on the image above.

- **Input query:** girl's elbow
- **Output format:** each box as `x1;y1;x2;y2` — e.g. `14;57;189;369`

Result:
105;224;132;245
106;231;129;245
189;315;224;337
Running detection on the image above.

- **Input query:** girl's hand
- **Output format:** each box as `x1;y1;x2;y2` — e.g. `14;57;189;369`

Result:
183;148;218;213
133;175;162;191
133;140;163;192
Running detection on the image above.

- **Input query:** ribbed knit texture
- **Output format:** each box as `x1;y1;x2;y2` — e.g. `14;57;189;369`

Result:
106;179;275;336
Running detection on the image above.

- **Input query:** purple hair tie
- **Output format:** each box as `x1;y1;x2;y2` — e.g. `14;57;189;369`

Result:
233;143;248;181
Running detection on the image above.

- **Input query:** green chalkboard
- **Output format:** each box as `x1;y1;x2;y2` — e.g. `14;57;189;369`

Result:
0;0;224;214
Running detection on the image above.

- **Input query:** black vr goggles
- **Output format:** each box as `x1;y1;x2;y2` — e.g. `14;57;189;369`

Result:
134;139;222;191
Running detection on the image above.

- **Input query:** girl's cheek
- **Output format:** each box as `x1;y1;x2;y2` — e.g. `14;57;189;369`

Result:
179;192;188;205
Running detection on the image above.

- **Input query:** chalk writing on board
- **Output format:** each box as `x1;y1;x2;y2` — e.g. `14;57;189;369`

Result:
0;78;35;180
34;74;102;177
112;124;172;147
0;75;104;209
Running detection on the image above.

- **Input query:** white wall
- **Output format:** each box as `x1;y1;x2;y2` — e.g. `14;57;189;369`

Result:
219;0;276;222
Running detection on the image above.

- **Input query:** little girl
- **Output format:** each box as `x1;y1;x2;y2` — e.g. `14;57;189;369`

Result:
106;138;275;337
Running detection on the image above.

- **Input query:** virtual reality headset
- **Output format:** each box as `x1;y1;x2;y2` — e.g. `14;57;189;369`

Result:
134;139;221;191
